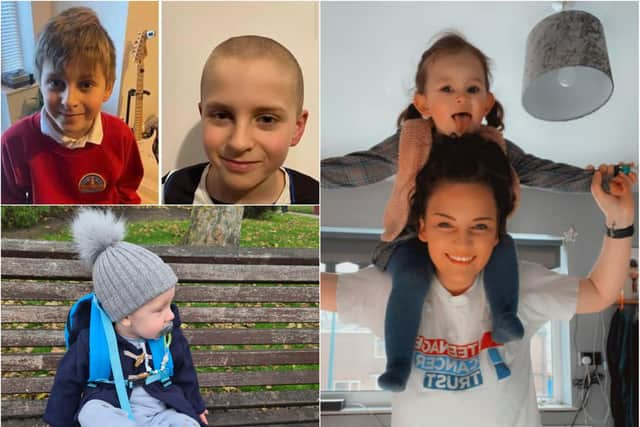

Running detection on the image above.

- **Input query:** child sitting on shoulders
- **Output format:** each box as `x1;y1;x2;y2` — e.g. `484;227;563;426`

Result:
324;32;631;392
321;134;635;426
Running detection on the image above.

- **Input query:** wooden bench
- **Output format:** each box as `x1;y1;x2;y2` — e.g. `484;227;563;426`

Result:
1;238;319;427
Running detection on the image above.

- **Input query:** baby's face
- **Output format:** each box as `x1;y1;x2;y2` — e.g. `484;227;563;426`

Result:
415;51;494;137
39;58;112;139
118;287;176;340
199;56;307;202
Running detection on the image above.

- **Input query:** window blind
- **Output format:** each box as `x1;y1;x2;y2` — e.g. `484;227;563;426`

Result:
1;2;25;74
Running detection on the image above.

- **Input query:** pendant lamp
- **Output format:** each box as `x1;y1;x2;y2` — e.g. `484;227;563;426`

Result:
522;7;613;121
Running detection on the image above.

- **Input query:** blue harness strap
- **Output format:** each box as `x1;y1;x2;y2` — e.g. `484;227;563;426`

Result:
65;293;94;349
147;335;174;386
67;293;176;422
487;347;511;380
94;296;135;420
88;296;112;382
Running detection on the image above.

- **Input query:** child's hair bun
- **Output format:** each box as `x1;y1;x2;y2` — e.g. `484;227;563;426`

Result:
72;208;126;268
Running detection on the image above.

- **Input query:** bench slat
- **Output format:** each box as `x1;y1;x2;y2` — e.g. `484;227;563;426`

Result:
2;370;318;393
2;258;318;283
2;305;318;323
0;418;47;427
1;239;318;265
2;350;319;371
1;390;318;417
203;390;318;409
208;407;318;426
1;238;320;426
2;281;318;303
2;329;319;347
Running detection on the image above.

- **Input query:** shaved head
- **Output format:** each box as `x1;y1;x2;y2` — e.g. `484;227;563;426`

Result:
200;35;304;113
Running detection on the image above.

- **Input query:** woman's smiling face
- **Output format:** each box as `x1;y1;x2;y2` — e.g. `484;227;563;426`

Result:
418;180;499;295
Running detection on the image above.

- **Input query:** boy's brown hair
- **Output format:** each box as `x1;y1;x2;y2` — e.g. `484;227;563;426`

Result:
200;35;304;113
35;7;116;88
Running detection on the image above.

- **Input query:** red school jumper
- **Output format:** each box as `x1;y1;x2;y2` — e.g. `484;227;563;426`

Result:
1;112;143;204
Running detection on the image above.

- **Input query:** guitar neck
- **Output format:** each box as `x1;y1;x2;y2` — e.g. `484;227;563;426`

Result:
133;62;145;140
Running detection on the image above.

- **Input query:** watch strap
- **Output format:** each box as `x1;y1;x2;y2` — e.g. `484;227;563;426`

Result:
605;224;635;238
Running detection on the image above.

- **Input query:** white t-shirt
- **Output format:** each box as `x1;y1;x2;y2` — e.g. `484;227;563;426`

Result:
336;261;580;427
193;164;291;205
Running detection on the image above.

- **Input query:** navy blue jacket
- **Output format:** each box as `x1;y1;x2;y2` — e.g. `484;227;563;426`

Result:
162;162;319;204
43;305;207;427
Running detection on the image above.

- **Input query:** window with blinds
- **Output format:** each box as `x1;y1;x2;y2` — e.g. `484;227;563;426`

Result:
1;2;25;74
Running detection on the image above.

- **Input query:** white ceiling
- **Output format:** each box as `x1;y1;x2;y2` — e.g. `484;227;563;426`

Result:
320;1;638;169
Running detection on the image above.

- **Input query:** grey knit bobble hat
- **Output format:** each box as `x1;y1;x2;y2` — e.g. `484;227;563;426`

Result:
72;209;178;321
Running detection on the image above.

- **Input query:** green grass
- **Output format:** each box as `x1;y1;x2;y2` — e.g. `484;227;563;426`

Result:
241;215;318;248
40;215;318;248
42;220;190;245
287;206;315;215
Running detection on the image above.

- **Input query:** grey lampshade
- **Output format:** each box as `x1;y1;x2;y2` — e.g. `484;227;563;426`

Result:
522;10;613;121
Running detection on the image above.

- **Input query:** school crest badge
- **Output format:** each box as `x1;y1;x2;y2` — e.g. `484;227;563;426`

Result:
78;173;106;193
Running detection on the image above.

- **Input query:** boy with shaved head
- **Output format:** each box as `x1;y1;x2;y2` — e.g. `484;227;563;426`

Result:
163;35;318;204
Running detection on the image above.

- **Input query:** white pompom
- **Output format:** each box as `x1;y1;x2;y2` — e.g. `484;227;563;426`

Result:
72;209;126;267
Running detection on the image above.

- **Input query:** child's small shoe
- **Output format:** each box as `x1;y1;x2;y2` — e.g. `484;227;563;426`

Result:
378;362;412;392
492;312;524;344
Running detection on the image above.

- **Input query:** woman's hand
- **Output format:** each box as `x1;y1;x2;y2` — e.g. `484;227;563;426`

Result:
577;165;636;314
200;409;209;425
590;164;636;227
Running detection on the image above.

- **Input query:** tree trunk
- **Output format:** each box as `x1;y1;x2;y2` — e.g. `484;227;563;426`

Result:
184;206;243;246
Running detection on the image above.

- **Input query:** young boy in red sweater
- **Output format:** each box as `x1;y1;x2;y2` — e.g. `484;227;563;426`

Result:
1;7;143;204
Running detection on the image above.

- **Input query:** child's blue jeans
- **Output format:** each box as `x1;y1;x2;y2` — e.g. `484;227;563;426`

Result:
78;398;200;427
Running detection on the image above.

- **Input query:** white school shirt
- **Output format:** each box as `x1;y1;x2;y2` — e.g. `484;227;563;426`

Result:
40;107;103;149
193;164;291;205
336;261;579;427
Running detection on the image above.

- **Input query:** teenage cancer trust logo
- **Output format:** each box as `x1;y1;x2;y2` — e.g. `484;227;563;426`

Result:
414;332;508;391
78;173;106;193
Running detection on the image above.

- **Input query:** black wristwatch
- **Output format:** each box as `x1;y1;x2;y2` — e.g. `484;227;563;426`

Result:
605;223;635;238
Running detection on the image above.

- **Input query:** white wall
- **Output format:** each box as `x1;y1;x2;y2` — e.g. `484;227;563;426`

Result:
161;1;319;179
321;1;638;168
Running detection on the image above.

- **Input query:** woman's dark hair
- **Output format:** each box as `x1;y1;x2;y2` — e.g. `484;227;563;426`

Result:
397;32;504;131
409;133;515;236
